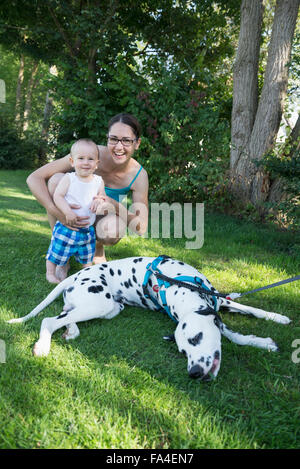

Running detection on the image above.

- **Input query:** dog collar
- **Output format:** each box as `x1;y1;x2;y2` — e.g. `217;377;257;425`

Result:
142;255;219;323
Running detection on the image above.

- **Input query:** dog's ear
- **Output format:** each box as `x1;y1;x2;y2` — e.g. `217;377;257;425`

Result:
163;333;175;342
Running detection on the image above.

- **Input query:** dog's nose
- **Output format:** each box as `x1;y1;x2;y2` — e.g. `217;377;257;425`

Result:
189;364;205;379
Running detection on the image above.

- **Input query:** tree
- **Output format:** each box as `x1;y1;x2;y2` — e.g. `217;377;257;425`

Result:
230;0;299;207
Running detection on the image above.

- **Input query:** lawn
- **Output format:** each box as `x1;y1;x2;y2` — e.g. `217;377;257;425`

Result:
0;170;299;449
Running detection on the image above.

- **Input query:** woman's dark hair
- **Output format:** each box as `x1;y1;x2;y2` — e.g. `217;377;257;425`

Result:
108;113;142;139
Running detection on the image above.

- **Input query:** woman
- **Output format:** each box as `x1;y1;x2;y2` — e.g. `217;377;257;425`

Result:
27;113;149;279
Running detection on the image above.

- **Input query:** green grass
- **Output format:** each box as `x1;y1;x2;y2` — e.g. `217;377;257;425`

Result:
0;170;299;449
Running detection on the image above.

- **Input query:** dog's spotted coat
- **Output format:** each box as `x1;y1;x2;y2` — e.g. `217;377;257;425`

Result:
8;257;291;380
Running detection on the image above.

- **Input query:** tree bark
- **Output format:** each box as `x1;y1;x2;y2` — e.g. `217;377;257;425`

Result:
230;0;263;175
230;0;299;206
23;61;39;132
15;54;25;128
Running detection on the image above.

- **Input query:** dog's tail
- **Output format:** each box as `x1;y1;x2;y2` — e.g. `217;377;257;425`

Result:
7;275;75;324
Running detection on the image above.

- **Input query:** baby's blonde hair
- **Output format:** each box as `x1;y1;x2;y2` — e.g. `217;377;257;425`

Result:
70;139;99;159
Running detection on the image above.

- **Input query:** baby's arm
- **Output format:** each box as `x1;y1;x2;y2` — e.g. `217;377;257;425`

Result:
90;179;106;213
53;174;78;226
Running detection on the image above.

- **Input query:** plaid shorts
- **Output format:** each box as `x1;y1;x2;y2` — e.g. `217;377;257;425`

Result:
46;222;96;266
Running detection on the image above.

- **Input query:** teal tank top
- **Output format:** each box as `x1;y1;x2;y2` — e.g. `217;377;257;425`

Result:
105;165;143;202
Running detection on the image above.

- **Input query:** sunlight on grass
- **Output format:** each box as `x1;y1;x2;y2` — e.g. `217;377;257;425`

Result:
0;170;299;449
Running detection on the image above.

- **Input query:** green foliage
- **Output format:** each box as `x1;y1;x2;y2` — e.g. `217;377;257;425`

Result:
127;62;231;205
0;0;238;205
0;118;39;169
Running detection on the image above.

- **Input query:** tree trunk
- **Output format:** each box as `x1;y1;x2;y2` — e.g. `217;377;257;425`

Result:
23;61;39;132
15;54;25;128
37;90;54;165
230;0;299;206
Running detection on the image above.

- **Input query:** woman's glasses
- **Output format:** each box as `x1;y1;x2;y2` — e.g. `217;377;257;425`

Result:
107;136;137;147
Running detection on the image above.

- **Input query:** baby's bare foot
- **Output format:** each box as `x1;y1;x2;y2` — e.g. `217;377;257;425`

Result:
46;273;60;284
56;263;70;281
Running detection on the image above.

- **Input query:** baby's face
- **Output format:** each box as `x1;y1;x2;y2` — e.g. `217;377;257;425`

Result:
70;142;99;177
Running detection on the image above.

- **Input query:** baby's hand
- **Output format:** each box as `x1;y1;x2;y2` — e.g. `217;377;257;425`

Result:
65;211;79;226
90;195;106;213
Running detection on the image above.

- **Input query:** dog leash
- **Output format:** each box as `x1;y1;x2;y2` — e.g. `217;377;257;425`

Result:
154;270;300;300
146;256;300;301
226;275;300;300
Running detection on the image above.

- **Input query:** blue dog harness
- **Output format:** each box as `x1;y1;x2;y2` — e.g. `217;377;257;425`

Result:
142;255;219;323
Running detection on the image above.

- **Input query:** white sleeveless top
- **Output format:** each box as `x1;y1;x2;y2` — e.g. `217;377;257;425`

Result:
64;173;103;226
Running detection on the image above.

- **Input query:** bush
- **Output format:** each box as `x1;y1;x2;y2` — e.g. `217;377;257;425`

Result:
0;118;40;169
261;148;300;229
48;57;232;207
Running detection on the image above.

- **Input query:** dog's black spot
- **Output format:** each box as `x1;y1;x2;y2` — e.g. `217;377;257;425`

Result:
199;357;205;363
127;279;133;288
92;280;96;283
214;350;220;360
178;261;184;265
67;286;74;293
81;278;90;282
57;312;68;319
136;290;143;297
106;293;111;299
173;312;178;320
118;269;122;276
102;264;108;268
174;291;178;295
188;332;203;346
132;268;136;274
206;357;211;367
160;259;169;265
141;298;148;307
88;285;104;293
133;257;143;263
99;267;104;271
101;280;108;286
109;268;114;276
148;278;152;287
182;322;186;329
132;275;137;284
181;349;187;356
84;268;91;271
124;281;129;289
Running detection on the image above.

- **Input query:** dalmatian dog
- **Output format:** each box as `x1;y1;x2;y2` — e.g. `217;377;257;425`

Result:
8;256;291;381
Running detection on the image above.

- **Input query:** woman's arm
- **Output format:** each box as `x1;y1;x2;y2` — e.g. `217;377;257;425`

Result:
26;155;72;221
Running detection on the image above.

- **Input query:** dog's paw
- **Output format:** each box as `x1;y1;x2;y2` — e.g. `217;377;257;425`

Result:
32;339;50;357
62;324;80;341
267;312;291;324
265;338;279;352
